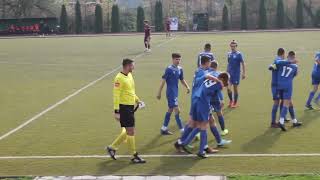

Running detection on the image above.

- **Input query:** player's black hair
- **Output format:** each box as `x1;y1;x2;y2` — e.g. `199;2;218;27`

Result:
211;60;218;69
277;48;285;56
204;43;211;50
122;58;134;67
172;53;181;59
288;51;296;57
200;56;210;65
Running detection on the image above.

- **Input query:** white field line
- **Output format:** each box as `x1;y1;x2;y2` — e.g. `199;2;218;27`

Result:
1;153;320;160
0;37;177;141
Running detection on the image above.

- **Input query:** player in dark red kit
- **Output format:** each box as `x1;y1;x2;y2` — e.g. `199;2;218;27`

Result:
165;17;171;38
144;20;151;52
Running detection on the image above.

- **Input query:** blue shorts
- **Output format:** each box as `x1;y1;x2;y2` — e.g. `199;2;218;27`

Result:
229;74;240;85
277;88;292;100
167;96;178;108
210;101;221;112
312;74;320;85
190;99;210;122
271;86;282;100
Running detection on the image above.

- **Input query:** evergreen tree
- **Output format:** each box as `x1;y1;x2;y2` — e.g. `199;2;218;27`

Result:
315;9;320;27
222;4;229;30
296;0;304;28
95;4;103;33
75;0;82;34
111;4;120;32
136;6;145;32
276;0;285;28
60;4;68;34
154;1;164;32
241;0;248;30
258;0;267;29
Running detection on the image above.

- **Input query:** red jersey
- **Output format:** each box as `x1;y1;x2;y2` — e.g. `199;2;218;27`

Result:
166;20;170;31
144;25;151;37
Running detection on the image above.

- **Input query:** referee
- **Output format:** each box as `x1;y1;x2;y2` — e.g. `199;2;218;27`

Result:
106;58;146;164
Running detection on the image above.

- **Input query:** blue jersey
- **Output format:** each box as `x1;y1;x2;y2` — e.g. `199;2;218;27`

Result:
194;79;223;106
312;52;320;78
191;67;211;99
276;63;298;89
197;51;215;67
227;51;244;75
209;71;223;102
162;65;184;98
270;56;289;87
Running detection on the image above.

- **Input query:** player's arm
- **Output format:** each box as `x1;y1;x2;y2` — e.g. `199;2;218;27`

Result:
239;53;246;79
179;69;190;93
315;54;320;65
294;66;299;77
218;90;224;108
156;79;166;100
205;74;223;86
113;77;121;120
241;61;246;80
180;79;190;94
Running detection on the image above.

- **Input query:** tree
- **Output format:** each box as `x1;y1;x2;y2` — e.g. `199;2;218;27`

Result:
225;0;233;28
2;0;56;18
258;0;267;29
241;0;247;30
75;0;82;34
95;4;103;33
136;6;145;32
222;4;229;30
296;0;304;28
154;1;164;32
315;9;320;27
59;4;68;34
111;4;120;32
276;0;285;28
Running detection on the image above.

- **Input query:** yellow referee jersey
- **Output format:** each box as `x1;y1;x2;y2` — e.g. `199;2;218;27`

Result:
113;72;140;110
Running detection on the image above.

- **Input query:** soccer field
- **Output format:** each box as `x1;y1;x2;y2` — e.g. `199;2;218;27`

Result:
0;31;320;177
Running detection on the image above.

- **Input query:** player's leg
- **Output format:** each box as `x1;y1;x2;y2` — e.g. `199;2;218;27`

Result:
209;116;231;147
271;99;280;128
279;98;289;131
227;85;233;107
174;107;184;133
198;121;209;158
124;105;146;163
216;111;228;135
144;37;148;51
306;77;319;109
288;100;300;127
147;36;151;51
125;127;145;163
107;127;127;160
232;84;239;107
161;106;173;135
271;86;280;127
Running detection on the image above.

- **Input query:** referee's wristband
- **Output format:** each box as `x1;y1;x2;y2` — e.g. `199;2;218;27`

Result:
114;110;119;113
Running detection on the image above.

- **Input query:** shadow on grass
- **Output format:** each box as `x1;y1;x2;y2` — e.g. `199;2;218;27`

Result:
241;128;281;153
297;109;320;127
149;148;202;176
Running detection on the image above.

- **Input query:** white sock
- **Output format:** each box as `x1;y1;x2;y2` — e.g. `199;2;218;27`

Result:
180;128;184;133
161;126;167;131
292;119;298;124
279;118;285;125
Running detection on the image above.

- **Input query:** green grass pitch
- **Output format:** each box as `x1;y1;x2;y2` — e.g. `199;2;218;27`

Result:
0;32;320;178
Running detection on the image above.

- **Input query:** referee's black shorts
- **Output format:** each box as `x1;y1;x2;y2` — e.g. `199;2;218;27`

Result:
119;104;135;127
